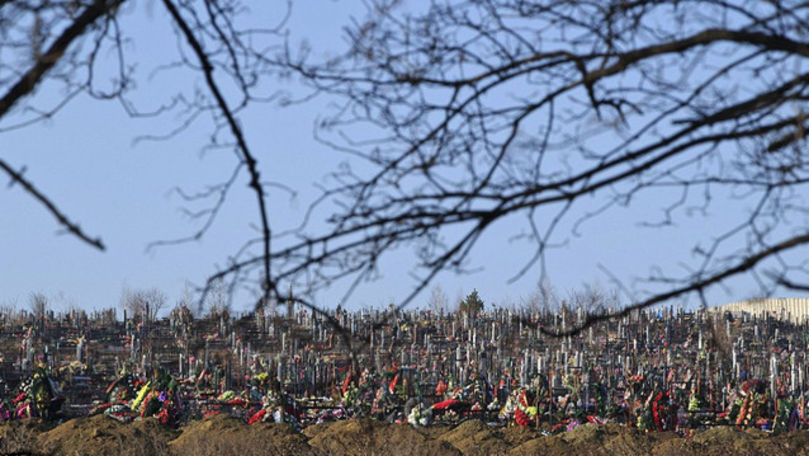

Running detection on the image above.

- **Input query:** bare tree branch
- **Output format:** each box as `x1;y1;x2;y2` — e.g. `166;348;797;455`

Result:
0;158;104;250
0;0;121;251
161;0;273;304
0;0;123;118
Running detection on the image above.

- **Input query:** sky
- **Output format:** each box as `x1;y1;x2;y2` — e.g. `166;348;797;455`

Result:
0;1;800;317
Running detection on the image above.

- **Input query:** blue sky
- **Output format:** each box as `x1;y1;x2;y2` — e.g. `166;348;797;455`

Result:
0;1;797;316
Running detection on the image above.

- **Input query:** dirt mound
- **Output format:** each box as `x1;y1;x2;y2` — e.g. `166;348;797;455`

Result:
36;415;176;456
683;426;765;456
499;425;540;446
440;419;490;442
439;419;511;455
508;423;654;456
560;422;610;446
307;418;461;456
10;416;809;455
692;426;752;445
771;430;809;455
651;436;698;456
600;428;656;455
302;420;331;440
169;413;313;456
0;420;50;455
416;423;452;440
507;435;569;456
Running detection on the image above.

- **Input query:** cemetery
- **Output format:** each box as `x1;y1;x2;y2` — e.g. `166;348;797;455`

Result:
0;297;808;454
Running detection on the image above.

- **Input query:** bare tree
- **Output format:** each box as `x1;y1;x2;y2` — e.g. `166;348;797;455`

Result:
28;292;48;319
120;286;139;320
257;0;809;334
523;279;560;314
10;0;809;338
567;283;618;315
0;298;18;320
0;0;293;309
206;278;230;319
120;286;167;322
426;283;449;315
174;283;197;319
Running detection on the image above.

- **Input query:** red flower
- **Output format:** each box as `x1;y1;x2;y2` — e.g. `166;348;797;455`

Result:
515;408;533;426
248;409;267;425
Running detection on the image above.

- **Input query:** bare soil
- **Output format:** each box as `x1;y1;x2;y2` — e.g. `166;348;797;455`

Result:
2;418;809;455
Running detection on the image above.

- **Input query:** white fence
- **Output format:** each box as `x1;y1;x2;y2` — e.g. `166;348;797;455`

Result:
713;298;809;323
